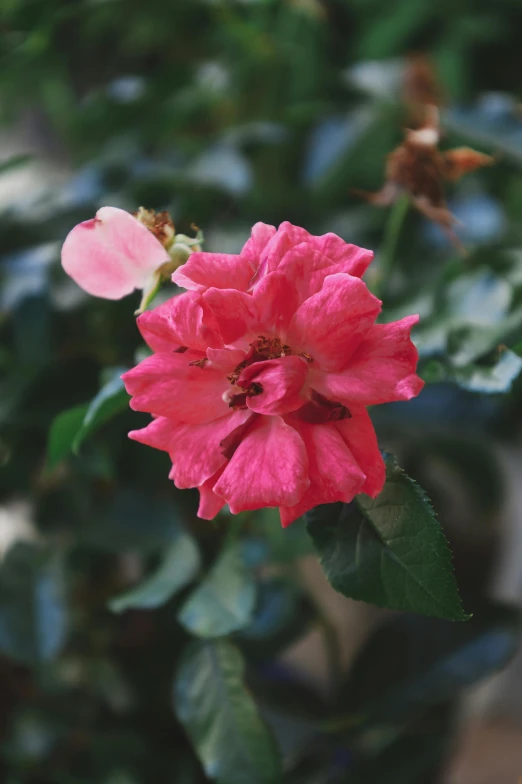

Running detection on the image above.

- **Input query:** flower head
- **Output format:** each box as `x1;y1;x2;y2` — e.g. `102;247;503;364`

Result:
123;222;424;526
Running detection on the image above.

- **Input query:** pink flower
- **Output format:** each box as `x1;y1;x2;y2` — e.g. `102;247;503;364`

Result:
172;221;373;295
61;207;171;299
124;223;424;526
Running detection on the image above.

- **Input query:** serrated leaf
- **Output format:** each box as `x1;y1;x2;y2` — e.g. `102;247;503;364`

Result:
47;404;89;469
0;543;67;665
336;603;520;727
178;544;256;638
174;639;283;784
307;455;468;620
109;533;200;613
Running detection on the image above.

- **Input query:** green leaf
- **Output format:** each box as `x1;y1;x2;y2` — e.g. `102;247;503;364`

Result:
72;369;130;452
0;153;34;176
252;508;315;563
0;543;67;666
178;544;256;638
47;404;89;469
414;269;522;377
307;455;468;620
174;639;283;784
348;705;452;784
46;369;130;468
83;490;183;554
236;578;315;662
109;533;200;613
452;349;522;393
422;350;522;393
335;603;520;727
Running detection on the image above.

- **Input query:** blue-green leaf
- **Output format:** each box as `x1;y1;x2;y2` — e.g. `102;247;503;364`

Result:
178;545;256;638
174;639;283;784
72;369;130;452
0;544;67;666
46;369;130;467
336;603;520;727
109;533;200;613
47;404;89;469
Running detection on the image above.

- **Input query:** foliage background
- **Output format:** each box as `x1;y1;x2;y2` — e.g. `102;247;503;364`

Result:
2;0;522;782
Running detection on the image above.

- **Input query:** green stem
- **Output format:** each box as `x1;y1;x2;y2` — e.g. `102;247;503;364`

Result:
290;563;342;698
135;273;162;315
375;194;410;299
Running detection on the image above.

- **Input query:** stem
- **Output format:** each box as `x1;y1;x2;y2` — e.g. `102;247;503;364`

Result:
375;194;410;299
290;563;342;698
316;610;343;700
135;273;162;315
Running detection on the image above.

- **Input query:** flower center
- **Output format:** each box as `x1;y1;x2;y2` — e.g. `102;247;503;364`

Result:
224;336;294;410
227;336;292;385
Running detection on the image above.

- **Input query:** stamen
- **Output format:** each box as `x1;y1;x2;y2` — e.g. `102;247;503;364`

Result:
228;336;296;384
227;381;264;409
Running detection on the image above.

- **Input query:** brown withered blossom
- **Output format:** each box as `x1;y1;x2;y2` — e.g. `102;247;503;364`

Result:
355;106;494;249
403;54;443;124
134;207;175;249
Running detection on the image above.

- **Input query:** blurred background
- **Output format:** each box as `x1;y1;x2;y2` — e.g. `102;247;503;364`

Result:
3;0;522;782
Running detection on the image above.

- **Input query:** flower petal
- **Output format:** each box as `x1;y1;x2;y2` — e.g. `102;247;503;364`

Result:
278;242;372;303
238;356;308;416
279;421;366;527
287;273;382;372
198;469;227;519
213;416;309;513
172;251;255;292
169;291;223;351
252;271;299;334
122;351;229;424
203;288;257;344
206;347;246;372
61;207;169;299
129;416;173;452
305;232;373;277
137;297;181;352
250;222;309;285
311;315;424;405
335;405;385;498
167;410;251;488
241;222;277;266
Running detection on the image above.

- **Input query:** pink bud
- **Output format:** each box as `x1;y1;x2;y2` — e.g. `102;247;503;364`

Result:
61;207;170;300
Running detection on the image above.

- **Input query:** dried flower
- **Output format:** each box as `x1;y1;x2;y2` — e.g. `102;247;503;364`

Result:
355;107;494;248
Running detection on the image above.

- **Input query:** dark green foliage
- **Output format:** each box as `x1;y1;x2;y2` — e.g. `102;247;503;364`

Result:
336;603;520;728
174;640;283;784
0;543;67;665
1;0;522;781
